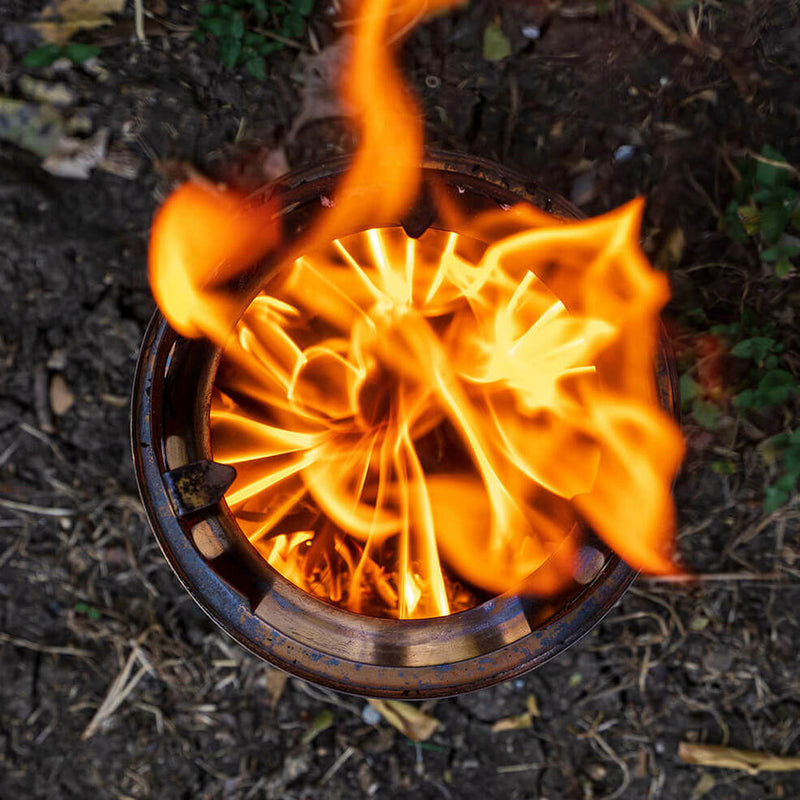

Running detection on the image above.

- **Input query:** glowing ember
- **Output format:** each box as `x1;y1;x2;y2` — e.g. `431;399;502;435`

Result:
147;0;684;620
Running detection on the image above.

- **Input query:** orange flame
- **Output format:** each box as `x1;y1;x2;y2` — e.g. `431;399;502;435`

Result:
148;0;684;619
149;182;279;344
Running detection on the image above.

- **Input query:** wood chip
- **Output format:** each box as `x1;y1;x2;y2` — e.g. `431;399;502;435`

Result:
49;373;75;416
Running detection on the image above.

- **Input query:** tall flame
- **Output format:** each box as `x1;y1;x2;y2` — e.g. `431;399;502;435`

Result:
148;0;684;619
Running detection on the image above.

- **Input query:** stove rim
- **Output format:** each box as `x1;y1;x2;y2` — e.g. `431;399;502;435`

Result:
131;151;675;698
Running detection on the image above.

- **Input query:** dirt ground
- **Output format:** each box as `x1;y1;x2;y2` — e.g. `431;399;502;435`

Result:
1;1;799;798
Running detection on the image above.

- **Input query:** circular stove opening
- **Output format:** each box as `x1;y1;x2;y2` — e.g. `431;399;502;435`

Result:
132;152;678;697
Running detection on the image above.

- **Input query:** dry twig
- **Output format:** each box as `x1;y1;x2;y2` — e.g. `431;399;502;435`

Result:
679;742;800;774
625;0;721;60
0;632;91;658
81;632;154;740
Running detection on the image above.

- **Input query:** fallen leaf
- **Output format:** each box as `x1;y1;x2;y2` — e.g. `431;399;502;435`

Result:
0;94;103;175
491;712;533;733
483;19;511;62
679;742;800;774
491;694;540;733
31;0;126;45
265;668;288;710
286;36;353;143
366;698;438;742
654;226;685;270
43;126;108;178
18;75;78;108
0;98;64;157
301;708;334;745
49;374;75;416
691;772;716;799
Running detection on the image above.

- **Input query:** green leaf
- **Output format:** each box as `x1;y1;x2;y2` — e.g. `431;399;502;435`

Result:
692;398;722;430
724;201;749;243
24;43;63;67
712;459;736;476
679;373;701;407
764;484;790;513
294;0;316;16
252;0;268;22
245;56;266;80
756;369;798;406
199;2;218;16
483;20;512;61
737;203;761;237
730;336;776;363
784;447;800;480
231;11;245;41
775;472;799;493
259;39;283;55
756;145;791;190
791;202;800;231
282;10;306;38
64;43;102;63
220;35;242;67
243;30;262;46
776;256;795;278
759;200;789;244
202;16;227;36
732;389;755;410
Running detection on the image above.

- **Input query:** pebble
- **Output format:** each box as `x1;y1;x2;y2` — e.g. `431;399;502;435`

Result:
613;144;636;163
362;703;382;725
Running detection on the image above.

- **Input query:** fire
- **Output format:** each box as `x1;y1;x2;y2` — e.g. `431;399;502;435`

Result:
147;0;684;620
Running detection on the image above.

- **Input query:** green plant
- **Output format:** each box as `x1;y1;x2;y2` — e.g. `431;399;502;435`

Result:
724;145;800;277
760;428;800;511
714;319;798;412
24;42;102;67
678;313;798;420
196;0;315;79
679;309;799;510
74;601;101;620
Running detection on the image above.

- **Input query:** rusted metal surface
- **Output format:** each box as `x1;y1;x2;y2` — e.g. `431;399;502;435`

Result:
131;153;679;698
163;460;237;518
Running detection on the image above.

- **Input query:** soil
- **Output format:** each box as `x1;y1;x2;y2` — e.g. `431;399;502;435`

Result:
1;1;800;799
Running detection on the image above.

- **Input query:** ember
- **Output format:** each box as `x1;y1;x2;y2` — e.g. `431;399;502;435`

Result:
147;0;684;622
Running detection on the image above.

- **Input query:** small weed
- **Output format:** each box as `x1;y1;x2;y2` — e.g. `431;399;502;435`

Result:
196;0;315;78
24;42;102;67
679;309;799;510
724;145;800;277
760;429;800;512
74;601;102;620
